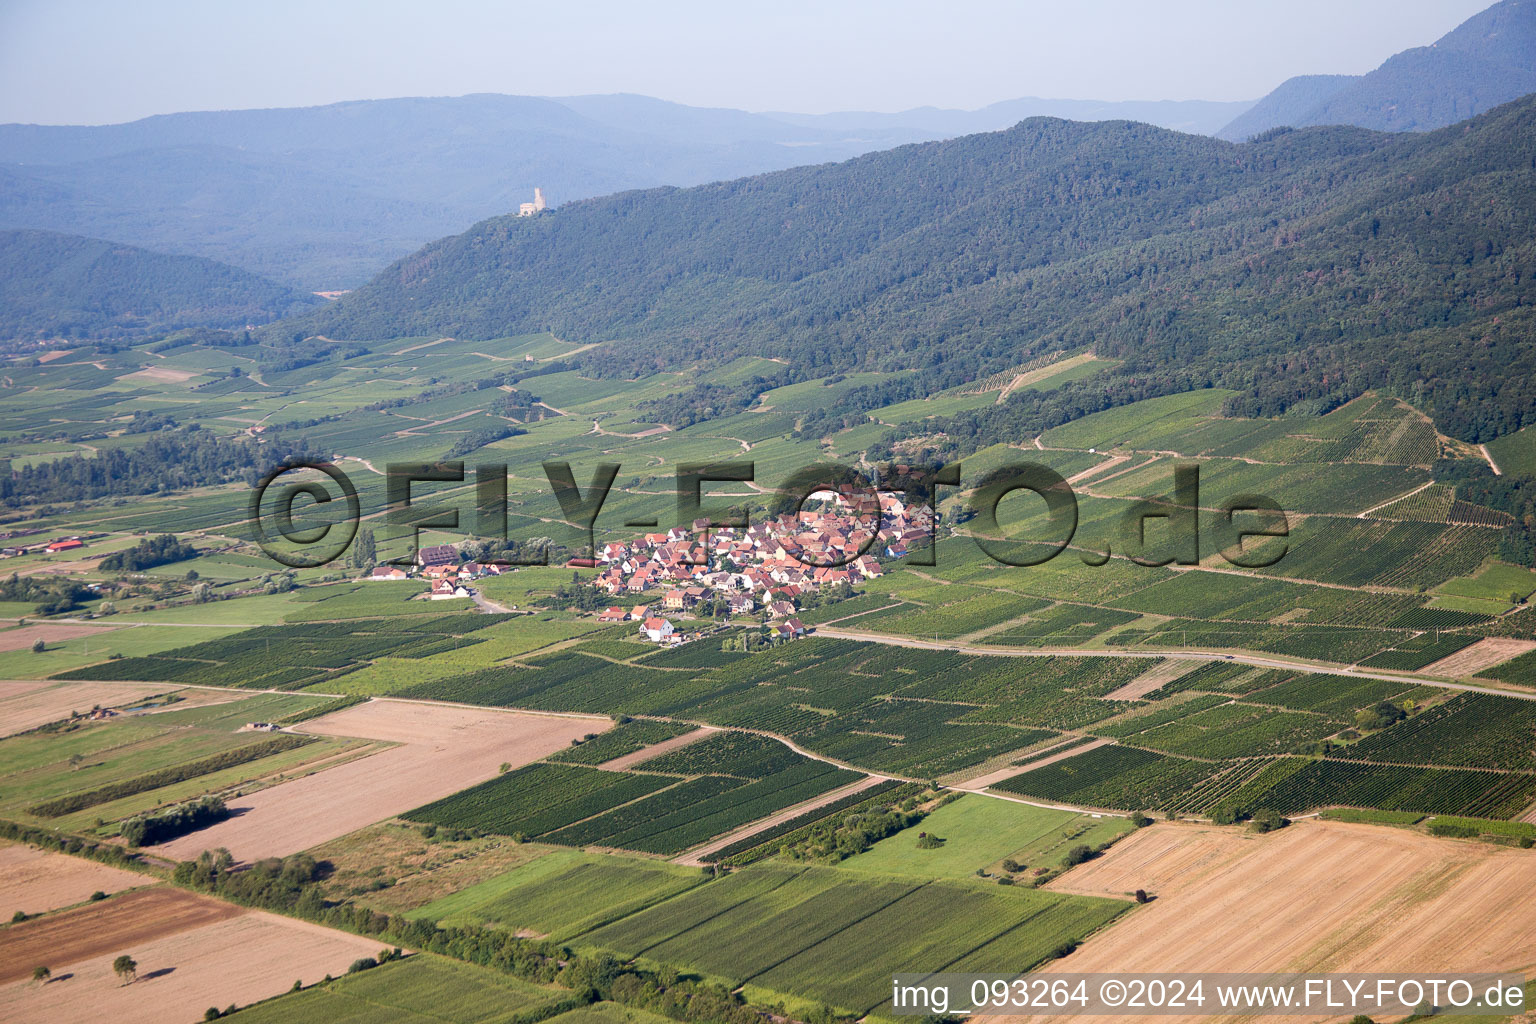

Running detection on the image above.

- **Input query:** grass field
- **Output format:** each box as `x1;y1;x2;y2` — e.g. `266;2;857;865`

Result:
836;794;1133;879
0;689;347;836
575;862;1128;1017
409;848;708;940
223;953;570;1024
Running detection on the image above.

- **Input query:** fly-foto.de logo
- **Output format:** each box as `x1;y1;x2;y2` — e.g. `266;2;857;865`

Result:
248;459;1288;571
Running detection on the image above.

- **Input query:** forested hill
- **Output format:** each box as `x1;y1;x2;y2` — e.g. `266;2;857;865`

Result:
0;229;322;341
287;93;1536;444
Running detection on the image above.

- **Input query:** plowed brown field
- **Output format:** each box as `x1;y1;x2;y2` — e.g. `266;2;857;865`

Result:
0;887;237;984
0;904;380;1024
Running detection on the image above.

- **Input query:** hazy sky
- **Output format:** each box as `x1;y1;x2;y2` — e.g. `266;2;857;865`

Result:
0;0;1496;125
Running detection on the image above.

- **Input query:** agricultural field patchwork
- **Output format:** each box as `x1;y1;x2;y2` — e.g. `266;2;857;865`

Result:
3;275;1536;1024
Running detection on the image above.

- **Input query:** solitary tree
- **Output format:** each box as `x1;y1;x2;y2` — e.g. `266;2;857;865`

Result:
113;955;137;985
1134;889;1150;904
30;638;45;653
31;966;50;985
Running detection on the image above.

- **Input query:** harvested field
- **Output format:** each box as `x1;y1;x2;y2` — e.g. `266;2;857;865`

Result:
1102;659;1198;700
995;819;1536;1024
0;623;119;653
0;844;148;916
1427;637;1536;678
599;725;718;771
0;904;380;1024
149;698;607;862
0;680;180;737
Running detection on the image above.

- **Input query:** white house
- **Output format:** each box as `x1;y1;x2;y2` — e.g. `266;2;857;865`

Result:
640;616;675;642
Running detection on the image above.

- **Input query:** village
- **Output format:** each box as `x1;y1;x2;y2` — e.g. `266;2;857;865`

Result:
368;487;933;646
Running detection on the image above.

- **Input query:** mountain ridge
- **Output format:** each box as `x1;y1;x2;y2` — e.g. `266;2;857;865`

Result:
1218;0;1536;139
281;94;1536;445
0;228;323;341
0;92;1251;289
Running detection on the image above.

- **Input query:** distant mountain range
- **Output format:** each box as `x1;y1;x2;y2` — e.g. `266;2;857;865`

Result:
0;93;1250;290
1;2;1530;296
1218;0;1536;139
0;228;321;342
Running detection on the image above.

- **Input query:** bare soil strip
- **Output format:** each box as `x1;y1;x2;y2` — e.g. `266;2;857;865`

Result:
1102;659;1201;700
996;353;1097;403
148;699;607;862
599;725;718;771
1065;455;1130;486
1425;637;1536;678
120;366;199;383
672;774;885;866
956;739;1113;791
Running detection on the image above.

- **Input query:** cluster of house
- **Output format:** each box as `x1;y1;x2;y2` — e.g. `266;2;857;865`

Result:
367;543;503;600
588;490;930;644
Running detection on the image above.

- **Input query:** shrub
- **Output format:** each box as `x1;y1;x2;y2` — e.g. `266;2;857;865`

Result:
1355;701;1407;732
1247;809;1291;834
1061;844;1093;867
347;957;378;974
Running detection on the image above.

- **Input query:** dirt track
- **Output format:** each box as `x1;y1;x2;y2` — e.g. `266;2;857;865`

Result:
673;773;885;866
957;739;1112;791
600;725;716;771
